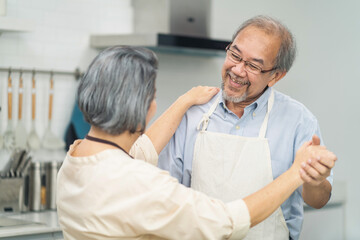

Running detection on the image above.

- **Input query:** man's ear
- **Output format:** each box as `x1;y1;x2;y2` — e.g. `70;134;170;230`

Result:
268;71;287;87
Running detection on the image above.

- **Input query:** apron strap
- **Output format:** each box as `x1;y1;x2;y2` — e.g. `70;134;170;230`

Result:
197;96;220;131
197;89;274;136
258;88;275;138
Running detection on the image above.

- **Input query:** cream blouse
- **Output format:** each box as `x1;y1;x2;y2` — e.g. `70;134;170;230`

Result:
57;134;250;240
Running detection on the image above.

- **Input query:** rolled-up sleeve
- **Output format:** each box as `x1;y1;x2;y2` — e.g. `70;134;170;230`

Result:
130;134;158;166
226;200;251;239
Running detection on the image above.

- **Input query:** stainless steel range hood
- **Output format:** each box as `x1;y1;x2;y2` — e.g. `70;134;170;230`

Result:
90;0;230;55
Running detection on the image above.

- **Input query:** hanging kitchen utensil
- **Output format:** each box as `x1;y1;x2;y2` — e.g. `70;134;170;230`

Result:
3;69;15;151
42;73;65;150
27;70;41;150
15;71;28;149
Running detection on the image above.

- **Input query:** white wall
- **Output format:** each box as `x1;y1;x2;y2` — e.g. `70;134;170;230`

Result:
0;0;359;239
0;0;133;162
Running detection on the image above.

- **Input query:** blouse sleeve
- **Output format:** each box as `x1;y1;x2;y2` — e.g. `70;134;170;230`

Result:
129;134;158;166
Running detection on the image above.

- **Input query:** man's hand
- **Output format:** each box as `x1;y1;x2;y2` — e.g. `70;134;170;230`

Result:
299;135;337;186
292;136;331;173
300;135;337;208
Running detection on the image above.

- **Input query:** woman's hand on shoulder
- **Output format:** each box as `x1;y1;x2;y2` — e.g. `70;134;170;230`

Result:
182;86;220;106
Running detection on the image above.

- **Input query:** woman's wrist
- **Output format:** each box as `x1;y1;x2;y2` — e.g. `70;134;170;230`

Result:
178;92;195;109
287;166;304;186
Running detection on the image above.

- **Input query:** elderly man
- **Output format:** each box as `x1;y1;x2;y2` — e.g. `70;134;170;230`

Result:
158;15;334;240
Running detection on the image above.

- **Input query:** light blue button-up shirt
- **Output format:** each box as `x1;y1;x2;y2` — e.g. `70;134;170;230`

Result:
158;87;333;240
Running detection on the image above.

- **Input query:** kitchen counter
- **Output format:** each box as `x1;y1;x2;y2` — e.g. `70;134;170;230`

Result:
0;210;63;239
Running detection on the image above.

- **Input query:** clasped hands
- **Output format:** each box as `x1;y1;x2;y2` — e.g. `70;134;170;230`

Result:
294;135;337;186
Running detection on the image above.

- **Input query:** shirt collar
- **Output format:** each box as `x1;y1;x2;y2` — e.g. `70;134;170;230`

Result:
219;87;273;118
253;87;272;115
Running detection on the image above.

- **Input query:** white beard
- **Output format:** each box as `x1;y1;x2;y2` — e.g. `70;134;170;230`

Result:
221;82;248;103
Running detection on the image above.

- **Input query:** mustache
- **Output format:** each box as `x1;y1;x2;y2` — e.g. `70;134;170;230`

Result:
227;71;250;86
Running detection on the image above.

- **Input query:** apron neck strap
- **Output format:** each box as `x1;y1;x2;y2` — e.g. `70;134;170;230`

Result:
197;88;275;136
197;96;220;131
258;88;274;138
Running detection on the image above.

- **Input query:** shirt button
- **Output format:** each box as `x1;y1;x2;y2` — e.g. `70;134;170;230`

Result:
235;126;240;130
253;112;256;117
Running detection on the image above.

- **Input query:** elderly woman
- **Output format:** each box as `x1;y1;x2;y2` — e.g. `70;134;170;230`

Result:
57;46;336;240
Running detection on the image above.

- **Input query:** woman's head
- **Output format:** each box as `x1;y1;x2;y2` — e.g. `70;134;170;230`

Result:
78;46;158;135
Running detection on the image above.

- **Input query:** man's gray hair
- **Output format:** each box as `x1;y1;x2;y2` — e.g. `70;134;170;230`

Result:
232;15;296;72
78;46;158;135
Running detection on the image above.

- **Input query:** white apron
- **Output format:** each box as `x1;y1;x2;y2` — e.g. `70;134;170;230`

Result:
191;89;289;240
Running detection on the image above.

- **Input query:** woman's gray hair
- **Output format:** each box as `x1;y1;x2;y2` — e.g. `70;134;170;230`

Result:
232;15;296;72
78;46;158;135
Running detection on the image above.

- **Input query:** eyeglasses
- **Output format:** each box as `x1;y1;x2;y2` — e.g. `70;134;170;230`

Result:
225;45;277;74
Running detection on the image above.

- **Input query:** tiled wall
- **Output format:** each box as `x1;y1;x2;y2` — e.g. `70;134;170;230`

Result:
0;0;133;165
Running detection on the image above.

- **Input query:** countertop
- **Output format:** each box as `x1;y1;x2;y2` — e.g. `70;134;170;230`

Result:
0;210;62;239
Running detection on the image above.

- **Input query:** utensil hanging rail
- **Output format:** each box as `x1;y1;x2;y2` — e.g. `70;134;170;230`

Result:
0;67;82;80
